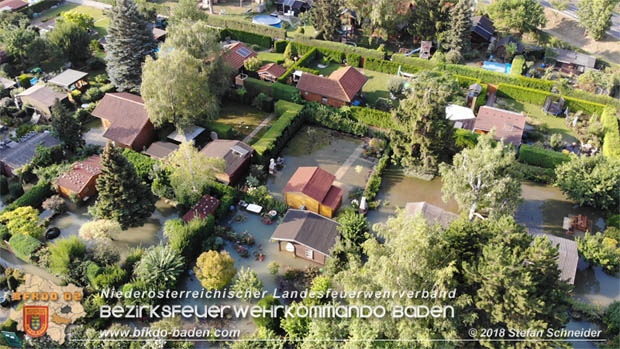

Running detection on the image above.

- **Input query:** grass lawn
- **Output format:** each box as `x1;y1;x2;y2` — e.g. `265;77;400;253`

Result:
311;61;341;76
216;104;273;140
359;68;394;106
34;4;109;36
257;52;284;64
494;97;577;143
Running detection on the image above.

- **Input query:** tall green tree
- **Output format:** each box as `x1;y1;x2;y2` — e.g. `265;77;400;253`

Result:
554;154;620;211
577;0;618;41
444;0;472;58
391;71;458;173
105;0;157;92
439;133;522;221
0;25;55;68
310;0;341;41
48;20;91;64
407;0;451;40
90;143;156;229
487;0;547;34
142;49;216;130
50;100;83;151
168;0;209;26
164;142;225;206
326;211;370;276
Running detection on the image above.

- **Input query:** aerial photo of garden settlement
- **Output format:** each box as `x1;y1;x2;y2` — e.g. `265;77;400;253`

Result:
0;0;618;347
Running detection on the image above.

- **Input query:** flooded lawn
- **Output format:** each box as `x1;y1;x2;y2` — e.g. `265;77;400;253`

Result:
215;104;272;140
267;126;374;211
50;199;177;259
573;259;620;307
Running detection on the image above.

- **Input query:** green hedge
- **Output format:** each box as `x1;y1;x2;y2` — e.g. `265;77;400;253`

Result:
561;88;620;110
278;48;317;83
601;107;620;160
122;149;157;183
476;83;488;108
292;37;385;60
9;233;42;262
5;181;52;212
245;77;273;97
273;82;300;102
274;40;288;53
22;0;62;14
511;55;526;76
391;54;437;71
253;100;305;163
221;28;271;48
518;144;570;169
349;106;399;130
516;162;556;184
303;103;368;136
363;58;424;75
364;150;391;201
345;53;362;67
444;64;555;91
296;66;320;75
563;95;606;115
205;15;285;40
497;83;606;115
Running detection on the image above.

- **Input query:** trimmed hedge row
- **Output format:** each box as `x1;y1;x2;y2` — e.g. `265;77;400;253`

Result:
497;83;606;115
303;103;368;136
206;15;286;40
444;64;555;91
349;106;399;130
22;0;62;15
345;53;362;67
362;58;423;75
292;37;385;60
253;101;304;164
516;162;556;184
391;54;437;71
221;28;271;48
5;181;52;212
278;48;318;83
245;77;273;96
244;77;300;102
364;150;391;201
8;233;42;262
511;55;526;76
562;88;620;110
296;66;320;75
518;144;570;169
601;107;620;160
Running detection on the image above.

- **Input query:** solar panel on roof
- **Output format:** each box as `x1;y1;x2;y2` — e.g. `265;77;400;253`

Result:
237;47;252;58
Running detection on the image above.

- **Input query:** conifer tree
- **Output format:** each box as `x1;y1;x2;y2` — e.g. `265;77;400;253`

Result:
90;143;156;229
50;100;83;151
444;0;472;57
105;0;157;92
310;0;341;41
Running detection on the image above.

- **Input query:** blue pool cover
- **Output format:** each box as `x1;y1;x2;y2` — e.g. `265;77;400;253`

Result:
253;15;282;28
482;61;512;74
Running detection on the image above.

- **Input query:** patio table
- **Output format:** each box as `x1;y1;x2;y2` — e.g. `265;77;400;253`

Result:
246;204;263;214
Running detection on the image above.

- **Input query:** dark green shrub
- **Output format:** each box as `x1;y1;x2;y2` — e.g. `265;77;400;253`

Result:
0;175;7;195
5;181;52;211
31;144;64;168
245;77;273;98
82;87;103;103
0;224;9;241
518;144;570;169
22;0;62;13
165;216;215;261
121;148;157;183
17;74;34;89
253;101;305;163
364;150;390;200
349;107;398;130
252;93;273;112
608;214;620;229
75;108;92;125
7;182;24;202
253;295;283;331
346;53;361;67
516;162;556;184
273;82;300;102
204;121;233;139
8;233;43;262
274;40;288;53
93;265;127;289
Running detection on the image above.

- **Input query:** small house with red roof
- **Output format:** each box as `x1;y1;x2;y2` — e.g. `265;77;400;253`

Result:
91;93;155;151
473;106;526;147
257;63;287;82
296;66;367;107
0;0;27;11
283;167;343;218
182;194;220;222
56;155;103;200
222;42;258;72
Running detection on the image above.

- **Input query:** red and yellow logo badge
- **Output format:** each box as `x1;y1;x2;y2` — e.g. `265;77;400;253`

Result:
23;306;48;338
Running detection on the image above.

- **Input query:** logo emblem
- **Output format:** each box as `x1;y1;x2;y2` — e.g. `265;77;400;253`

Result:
23;306;48;338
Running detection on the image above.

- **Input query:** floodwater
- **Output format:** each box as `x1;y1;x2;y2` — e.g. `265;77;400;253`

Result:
267;126;374;208
51;199;177;259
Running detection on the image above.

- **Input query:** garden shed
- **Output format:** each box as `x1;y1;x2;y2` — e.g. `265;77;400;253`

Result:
283;166;343;218
199;140;253;185
56;155;103;200
17;84;68;119
48;69;88;90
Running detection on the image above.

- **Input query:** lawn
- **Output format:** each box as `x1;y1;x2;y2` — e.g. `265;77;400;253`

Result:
494;97;577;143
34;4;109;36
360;68;394;106
216;104;273;140
257;52;284;64
311;61;341;76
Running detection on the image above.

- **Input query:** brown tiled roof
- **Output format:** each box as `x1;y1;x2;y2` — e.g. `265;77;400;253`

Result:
297;66;367;102
182;194;220;222
271;209;340;256
222;42;257;70
474;106;526;146
0;0;27;10
283;167;342;209
257;63;286;78
92;93;152;147
199;140;253;176
17;84;67;109
56;155;103;194
144;141;178;160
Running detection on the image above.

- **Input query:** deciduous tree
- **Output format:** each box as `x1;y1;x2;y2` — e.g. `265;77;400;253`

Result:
105;0;157;92
439;133;522;221
194;250;236;290
90;143;156;229
406;0;451;40
578;0;618;41
487;0;547;34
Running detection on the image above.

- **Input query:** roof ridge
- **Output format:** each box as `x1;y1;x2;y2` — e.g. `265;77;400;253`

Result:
108;92;144;106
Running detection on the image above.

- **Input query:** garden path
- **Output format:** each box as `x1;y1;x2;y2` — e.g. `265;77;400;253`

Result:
242;113;275;143
333;143;364;182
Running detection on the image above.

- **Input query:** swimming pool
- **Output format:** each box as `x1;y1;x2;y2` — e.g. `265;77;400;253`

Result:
252;15;282;28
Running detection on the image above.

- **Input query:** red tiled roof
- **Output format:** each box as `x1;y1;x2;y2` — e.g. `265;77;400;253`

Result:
283;167;342;209
222;42;257;70
297;66;367;102
474;106;526;146
56;155;103;194
92;93;152;147
0;0;27;10
182;194;220;222
257;63;286;78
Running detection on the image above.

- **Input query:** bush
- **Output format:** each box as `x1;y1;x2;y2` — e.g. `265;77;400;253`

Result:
0;224;9;241
387;77;404;95
253;101;305;164
518;144;570;169
5;181;52;212
243;56;262;72
364;150;390;201
48;236;87;275
253;295;283;331
7;182;23;202
121;148;157;183
82;87;103;103
92;265;127;290
0;175;8;195
8;233;43;262
511;55;526;76
601;107;620;160
17;74;34;89
303;103;368;136
515;162;556;184
349;107;398;130
604;301;620;337
274;40;288;53
164;216;215;261
252;93;273;112
608;214;620;229
204;121;233;139
345;53;361;67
